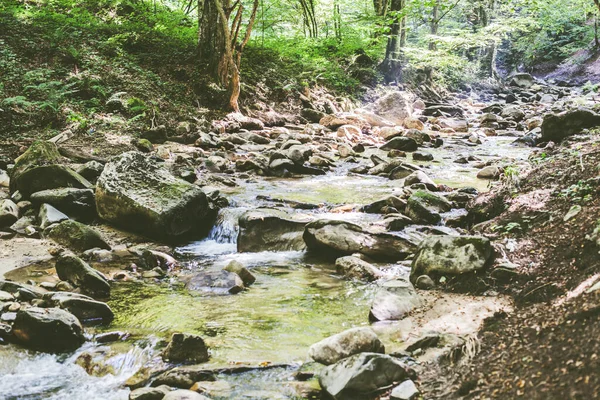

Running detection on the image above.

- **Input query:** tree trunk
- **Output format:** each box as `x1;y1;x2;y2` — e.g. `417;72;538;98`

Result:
382;0;404;82
429;1;439;51
198;0;259;112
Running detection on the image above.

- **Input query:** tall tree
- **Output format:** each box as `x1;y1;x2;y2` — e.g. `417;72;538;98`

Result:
198;0;259;112
382;0;405;82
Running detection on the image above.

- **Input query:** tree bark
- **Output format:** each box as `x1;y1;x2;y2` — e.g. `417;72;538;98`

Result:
429;1;439;51
198;0;259;112
382;0;404;82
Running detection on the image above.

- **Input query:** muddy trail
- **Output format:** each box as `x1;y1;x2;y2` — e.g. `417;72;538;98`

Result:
0;76;599;400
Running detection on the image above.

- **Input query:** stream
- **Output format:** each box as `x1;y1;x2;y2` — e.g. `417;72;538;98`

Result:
0;132;531;399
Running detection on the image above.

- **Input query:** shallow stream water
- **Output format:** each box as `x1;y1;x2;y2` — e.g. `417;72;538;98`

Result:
0;135;530;399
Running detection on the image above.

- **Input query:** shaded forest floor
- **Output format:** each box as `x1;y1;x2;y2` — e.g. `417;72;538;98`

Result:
422;134;600;399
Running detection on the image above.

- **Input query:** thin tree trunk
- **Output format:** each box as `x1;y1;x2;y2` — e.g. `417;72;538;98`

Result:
429;1;439;51
382;0;404;82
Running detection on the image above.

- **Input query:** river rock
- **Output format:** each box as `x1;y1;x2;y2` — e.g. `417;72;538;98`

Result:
410;235;493;282
238;208;310;252
163;332;209;364
405;190;451;224
477;165;502;180
391;380;420;400
48;292;114;323
129;385;171;400
38;203;69;229
10;141;92;197
369;279;421;321
0;199;19;227
76;161;105;183
335;256;384;282
373;91;413;124
12;307;85;352
541;108;600;142
509;73;534;88
224;260;256;286
304;219;418;261
46;219;110;252
404;171;436;190
381;137;418;152
31;188;96;220
96;151;209;240
319;353;411;400
151;366;216;388
163;390;211;400
309;327;385;365
185;270;244;294
55;254;111;298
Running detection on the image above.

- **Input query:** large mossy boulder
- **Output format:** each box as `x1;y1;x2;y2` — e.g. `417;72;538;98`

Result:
309;328;385;366
10;141;92;197
541;108;600;142
410;235;493;282
238;208;311;252
162;333;209;364
55;254;111;298
405;190;451;225
304;219;418;261
12;307;85;353
319;353;411;400
96;152;209;240
46;219;110;252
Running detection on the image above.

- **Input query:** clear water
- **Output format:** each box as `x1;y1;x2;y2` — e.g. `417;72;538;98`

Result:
0;134;529;399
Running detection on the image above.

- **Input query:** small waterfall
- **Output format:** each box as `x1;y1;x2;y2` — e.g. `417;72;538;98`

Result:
208;207;246;244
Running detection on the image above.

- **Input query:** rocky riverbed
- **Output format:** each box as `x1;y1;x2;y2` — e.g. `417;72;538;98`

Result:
1;75;598;400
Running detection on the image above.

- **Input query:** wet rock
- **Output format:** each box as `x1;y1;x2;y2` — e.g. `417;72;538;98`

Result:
10;141;92;197
369;279;421;321
163;390;210;400
436;118;468;132
96;152;210;240
383;214;413;231
335;256;384;282
185;270;244;294
509;73;534;88
477;165;502;180
404;171;437;190
191;381;232;398
319;353;411;400
55;254;111;298
238;208;310;252
372;91;413;125
541;108;600;142
47;292;114;323
0;169;9;187
424;105;464;118
405;190;451;225
304;219;418;261
391;380;420;400
38;203;69;229
12;307;85;353
309;327;385;365
163;332;209;364
0;199;19;228
225;112;265;131
224;260;256;286
46;220;110;252
152;366;216;388
412;151;433;162
361;196;407;214
410;235;493;282
31;188;96;221
381;137;418;152
76;161;104;183
129;385;171;400
501;105;525;122
415;275;435;290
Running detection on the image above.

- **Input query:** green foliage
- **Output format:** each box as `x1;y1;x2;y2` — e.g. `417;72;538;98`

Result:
559;180;595;203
